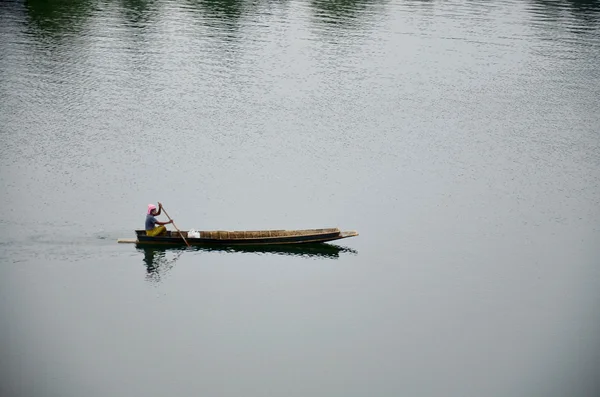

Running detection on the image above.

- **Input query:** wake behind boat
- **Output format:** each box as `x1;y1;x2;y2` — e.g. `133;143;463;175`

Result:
118;227;359;246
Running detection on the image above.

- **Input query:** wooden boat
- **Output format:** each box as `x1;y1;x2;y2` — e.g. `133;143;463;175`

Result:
118;227;358;246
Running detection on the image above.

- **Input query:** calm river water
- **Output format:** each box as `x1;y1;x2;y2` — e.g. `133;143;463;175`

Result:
1;0;599;396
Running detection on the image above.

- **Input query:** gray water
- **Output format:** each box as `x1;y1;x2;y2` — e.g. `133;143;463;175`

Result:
1;0;599;396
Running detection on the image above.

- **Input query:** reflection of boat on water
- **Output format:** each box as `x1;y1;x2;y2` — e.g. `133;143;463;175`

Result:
140;243;358;281
142;246;173;281
139;242;357;262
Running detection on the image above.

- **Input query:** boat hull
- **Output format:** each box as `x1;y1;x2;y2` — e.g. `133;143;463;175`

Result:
129;228;358;246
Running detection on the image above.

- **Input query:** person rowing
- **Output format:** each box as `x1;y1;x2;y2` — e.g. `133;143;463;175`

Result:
145;202;173;236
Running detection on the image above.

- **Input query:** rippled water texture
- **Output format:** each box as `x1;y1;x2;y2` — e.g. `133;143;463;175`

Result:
1;1;599;396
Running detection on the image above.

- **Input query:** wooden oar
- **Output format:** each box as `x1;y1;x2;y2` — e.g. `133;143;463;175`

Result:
160;205;191;248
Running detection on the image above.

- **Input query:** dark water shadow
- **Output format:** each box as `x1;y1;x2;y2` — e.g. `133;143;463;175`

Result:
188;0;246;19
119;0;158;27
564;0;600;27
529;0;600;26
22;0;161;42
140;242;357;280
310;0;388;29
24;0;95;39
311;0;380;22
183;0;248;40
308;0;388;47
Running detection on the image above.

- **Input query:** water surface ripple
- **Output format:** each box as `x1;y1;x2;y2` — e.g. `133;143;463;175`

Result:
0;1;599;396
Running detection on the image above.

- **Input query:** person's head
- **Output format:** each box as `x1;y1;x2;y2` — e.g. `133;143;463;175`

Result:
147;204;157;215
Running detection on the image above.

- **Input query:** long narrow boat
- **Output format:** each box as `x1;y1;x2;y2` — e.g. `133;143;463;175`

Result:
118;227;358;246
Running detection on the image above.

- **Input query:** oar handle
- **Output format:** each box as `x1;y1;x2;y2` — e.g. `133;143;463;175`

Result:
161;205;191;247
